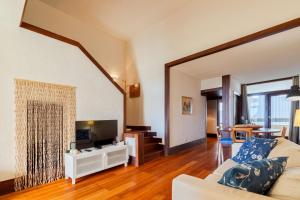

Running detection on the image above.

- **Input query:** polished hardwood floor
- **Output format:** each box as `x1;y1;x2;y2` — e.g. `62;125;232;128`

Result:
1;138;229;200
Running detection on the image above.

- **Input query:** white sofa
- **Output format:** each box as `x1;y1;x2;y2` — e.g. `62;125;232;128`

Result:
172;138;300;200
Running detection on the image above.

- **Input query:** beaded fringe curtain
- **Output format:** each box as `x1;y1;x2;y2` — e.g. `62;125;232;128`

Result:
15;79;76;191
26;101;64;188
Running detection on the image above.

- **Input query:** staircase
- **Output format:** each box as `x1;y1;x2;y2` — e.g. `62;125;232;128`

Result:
125;126;164;165
142;131;164;163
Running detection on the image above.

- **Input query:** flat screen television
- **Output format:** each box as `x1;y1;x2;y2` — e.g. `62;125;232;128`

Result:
75;120;118;150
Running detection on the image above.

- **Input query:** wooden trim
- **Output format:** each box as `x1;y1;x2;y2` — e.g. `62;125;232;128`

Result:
20;0;124;94
168;138;206;155
19;2;125;93
0;179;15;196
222;75;230;128
201;87;222;100
19;22;125;94
165;18;300;67
19;21;126;131
78;45;125;93
123;95;126;130
164;19;300;155
200;87;222;96
20;22;79;46
244;76;293;86
126;125;151;131
248;89;290;96
20;0;28;26
164;65;170;156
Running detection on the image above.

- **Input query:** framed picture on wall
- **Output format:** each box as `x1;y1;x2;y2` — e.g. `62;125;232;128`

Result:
182;96;192;115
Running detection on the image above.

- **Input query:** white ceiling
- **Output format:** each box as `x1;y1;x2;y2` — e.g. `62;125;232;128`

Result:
174;27;300;84
38;0;300;84
39;0;190;39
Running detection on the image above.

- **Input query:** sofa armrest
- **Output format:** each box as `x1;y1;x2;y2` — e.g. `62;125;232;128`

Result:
172;174;279;200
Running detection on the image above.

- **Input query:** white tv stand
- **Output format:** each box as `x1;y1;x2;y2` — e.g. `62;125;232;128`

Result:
65;144;128;184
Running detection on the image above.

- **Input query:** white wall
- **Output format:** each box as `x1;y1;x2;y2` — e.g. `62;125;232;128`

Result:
200;77;222;90
125;43;144;125
0;0;123;182
23;0;127;86
130;0;300;139
170;69;206;147
231;77;241;96
247;79;293;94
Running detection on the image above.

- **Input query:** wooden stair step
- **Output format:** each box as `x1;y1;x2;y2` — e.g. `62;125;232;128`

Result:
144;137;162;144
144;143;163;152
126;125;151;131
143;131;157;137
144;150;163;163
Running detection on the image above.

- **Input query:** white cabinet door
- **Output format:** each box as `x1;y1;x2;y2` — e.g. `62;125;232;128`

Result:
76;154;103;178
105;147;128;168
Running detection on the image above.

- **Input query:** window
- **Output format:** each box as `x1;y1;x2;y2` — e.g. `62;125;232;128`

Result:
248;95;266;126
247;92;291;133
247;79;292;133
270;94;291;133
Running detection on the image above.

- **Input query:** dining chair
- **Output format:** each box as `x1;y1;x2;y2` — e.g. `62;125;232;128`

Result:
216;127;233;165
280;126;287;138
273;126;287;138
231;127;253;143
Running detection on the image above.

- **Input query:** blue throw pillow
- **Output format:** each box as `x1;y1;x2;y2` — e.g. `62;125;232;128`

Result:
218;157;288;194
232;137;278;164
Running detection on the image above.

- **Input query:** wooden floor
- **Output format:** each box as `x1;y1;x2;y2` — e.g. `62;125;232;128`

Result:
1;138;228;200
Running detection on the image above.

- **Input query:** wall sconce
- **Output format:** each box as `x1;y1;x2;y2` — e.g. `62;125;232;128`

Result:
111;74;119;81
111;74;127;90
129;83;140;98
111;74;140;98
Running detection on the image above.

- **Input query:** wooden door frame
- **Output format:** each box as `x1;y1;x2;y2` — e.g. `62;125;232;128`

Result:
164;18;300;155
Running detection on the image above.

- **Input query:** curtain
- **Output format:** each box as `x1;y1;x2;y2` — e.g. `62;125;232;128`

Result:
289;76;300;144
26;101;64;188
241;85;250;124
15;79;76;191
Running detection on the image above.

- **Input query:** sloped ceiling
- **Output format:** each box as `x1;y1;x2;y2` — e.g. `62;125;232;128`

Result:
38;0;300;84
39;0;190;39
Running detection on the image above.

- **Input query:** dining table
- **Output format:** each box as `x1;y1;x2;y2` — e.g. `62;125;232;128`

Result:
252;128;281;138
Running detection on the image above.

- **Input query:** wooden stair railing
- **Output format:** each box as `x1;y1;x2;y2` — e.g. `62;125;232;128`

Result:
126;125;151;131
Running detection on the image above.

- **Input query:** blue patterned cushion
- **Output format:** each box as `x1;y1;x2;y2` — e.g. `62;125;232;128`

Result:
218;157;288;194
232;137;278;164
